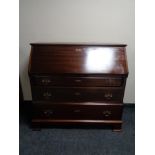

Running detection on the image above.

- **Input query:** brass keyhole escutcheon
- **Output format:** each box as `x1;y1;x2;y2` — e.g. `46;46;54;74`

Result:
102;110;112;117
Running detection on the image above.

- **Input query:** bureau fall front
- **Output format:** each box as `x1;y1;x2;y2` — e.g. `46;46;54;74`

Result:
28;43;128;131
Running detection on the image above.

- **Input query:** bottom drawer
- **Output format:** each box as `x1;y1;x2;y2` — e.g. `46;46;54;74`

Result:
33;104;123;120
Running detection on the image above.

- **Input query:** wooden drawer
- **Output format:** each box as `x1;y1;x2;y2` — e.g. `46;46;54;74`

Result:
32;87;123;102
33;104;123;120
30;76;123;87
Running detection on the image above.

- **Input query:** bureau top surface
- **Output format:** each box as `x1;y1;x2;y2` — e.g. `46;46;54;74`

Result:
29;44;128;75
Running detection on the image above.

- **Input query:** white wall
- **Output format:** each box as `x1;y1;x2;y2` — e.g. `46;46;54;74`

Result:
19;0;135;103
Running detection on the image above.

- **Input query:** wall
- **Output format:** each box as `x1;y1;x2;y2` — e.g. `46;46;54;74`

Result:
19;0;135;103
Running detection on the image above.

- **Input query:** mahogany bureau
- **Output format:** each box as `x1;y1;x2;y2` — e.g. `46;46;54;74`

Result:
28;43;128;131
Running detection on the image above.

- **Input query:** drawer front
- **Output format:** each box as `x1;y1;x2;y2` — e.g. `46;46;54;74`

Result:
32;87;123;102
33;104;123;120
30;76;123;87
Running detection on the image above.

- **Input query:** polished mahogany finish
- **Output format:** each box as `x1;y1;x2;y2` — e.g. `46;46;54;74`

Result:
28;43;128;131
29;44;128;75
30;75;124;87
32;86;124;102
33;103;123;120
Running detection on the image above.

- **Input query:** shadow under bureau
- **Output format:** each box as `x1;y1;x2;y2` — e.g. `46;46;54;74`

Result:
28;43;128;131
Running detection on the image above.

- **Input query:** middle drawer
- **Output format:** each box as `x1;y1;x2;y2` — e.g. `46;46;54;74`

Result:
32;87;124;103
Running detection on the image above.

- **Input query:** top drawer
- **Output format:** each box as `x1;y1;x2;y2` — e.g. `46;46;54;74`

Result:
30;76;123;87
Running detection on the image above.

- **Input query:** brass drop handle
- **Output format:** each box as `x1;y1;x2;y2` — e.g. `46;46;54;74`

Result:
44;110;53;116
104;93;113;99
41;79;51;84
102;110;111;117
43;92;52;97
